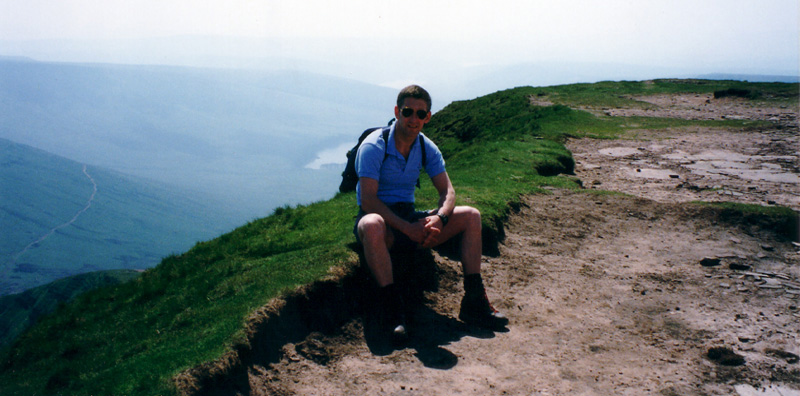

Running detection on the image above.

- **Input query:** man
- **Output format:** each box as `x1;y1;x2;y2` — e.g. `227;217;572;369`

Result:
354;85;508;340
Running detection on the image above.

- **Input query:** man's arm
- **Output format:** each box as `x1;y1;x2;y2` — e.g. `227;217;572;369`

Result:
430;171;456;218
417;171;455;247
359;177;428;243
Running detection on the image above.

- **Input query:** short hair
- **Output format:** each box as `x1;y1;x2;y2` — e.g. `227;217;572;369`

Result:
397;85;432;112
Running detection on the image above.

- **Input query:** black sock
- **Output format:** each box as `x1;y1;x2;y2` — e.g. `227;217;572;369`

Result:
379;283;399;296
379;283;404;311
464;273;485;297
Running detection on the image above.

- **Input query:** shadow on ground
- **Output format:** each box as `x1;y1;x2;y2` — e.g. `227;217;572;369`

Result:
177;243;506;395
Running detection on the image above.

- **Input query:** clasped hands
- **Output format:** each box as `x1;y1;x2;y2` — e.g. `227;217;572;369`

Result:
407;215;444;248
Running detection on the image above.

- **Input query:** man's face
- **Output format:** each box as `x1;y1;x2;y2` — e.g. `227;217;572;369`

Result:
395;97;430;135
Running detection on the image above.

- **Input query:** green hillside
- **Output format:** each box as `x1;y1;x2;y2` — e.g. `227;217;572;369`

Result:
0;269;142;351
0;80;795;395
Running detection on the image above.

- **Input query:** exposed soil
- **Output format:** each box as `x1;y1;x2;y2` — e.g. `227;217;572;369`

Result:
180;94;800;395
572;92;799;211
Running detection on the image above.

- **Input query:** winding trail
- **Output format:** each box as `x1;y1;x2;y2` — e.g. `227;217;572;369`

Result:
12;164;98;263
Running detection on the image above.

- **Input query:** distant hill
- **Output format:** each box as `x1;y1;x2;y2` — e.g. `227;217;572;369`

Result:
0;138;241;295
697;73;800;83
0;58;397;218
0;269;141;350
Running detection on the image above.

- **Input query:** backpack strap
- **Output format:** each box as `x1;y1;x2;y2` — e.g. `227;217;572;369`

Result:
416;135;426;189
381;128;390;160
419;135;427;168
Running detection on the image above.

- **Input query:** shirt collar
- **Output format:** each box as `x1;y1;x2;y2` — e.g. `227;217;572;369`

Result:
387;124;420;158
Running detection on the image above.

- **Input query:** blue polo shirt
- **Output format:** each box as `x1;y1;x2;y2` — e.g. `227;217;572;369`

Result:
355;124;446;207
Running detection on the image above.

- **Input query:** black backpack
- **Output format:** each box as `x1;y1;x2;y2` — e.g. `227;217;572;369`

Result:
338;120;426;193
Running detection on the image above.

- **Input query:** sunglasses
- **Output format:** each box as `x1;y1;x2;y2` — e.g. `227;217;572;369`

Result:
401;107;429;120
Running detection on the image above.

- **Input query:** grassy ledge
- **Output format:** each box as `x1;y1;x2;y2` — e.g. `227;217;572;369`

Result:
1;79;797;395
691;201;799;241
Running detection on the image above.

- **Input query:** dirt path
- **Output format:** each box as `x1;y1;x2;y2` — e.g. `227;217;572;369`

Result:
570;93;799;212
11;164;98;264
205;95;799;396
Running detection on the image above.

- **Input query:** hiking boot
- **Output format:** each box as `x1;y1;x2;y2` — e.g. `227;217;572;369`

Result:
458;292;509;329
386;297;407;341
460;273;509;329
390;320;408;342
380;284;408;342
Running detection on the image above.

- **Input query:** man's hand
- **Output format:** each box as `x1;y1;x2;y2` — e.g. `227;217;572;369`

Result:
404;220;429;244
403;216;443;248
420;215;444;248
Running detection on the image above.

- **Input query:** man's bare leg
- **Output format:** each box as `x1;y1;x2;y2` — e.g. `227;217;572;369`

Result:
357;213;395;286
357;213;407;340
429;206;482;273
434;206;508;328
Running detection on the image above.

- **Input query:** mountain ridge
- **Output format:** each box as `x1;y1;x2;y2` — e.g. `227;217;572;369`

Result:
0;79;796;395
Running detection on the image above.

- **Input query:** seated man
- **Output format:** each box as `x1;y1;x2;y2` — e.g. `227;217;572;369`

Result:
353;85;508;340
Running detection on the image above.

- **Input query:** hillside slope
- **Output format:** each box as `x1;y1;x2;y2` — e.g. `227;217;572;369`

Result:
1;138;241;296
0;80;796;396
0;269;141;350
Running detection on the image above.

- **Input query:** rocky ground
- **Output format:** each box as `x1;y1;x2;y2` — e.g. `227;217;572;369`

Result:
192;94;799;396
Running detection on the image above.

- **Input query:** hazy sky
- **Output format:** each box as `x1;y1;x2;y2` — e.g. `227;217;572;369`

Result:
1;0;798;80
1;0;796;42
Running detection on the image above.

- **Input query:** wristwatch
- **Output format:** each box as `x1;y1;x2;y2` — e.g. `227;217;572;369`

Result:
437;213;449;226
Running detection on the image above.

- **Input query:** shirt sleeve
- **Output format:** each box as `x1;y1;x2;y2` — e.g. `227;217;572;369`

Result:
355;133;385;181
422;134;446;178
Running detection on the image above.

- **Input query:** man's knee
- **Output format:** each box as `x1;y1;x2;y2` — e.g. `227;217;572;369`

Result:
358;214;390;245
462;205;480;219
457;206;481;227
358;213;384;235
